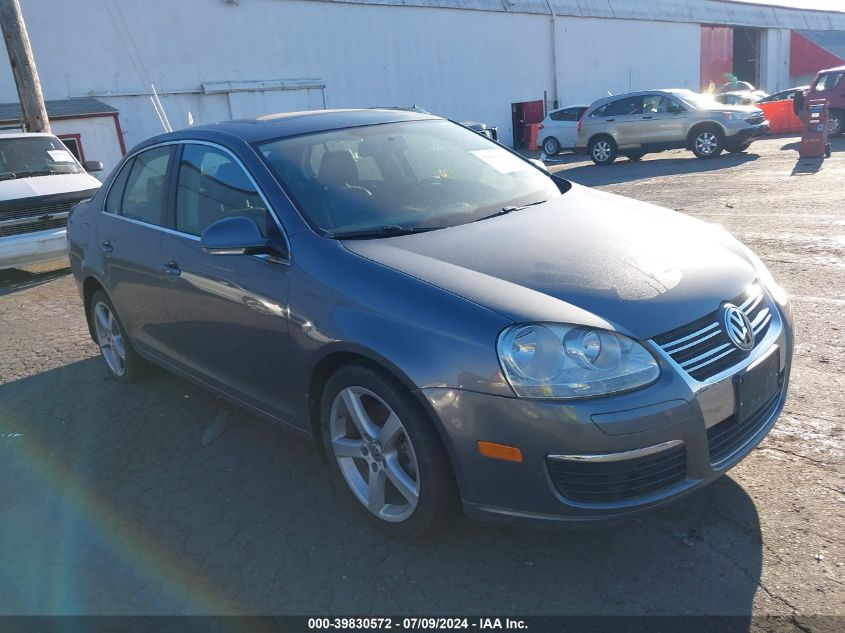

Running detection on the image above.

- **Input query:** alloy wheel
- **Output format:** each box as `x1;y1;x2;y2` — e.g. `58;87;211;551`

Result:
593;140;612;162
695;132;718;155
828;114;842;136
93;301;126;376
329;386;420;522
543;138;560;155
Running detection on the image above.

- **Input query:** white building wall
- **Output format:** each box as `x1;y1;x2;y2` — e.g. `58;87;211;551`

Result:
49;117;125;176
1;0;555;150
760;28;792;93
554;17;700;105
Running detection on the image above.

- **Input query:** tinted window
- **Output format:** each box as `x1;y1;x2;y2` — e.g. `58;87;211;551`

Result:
105;158;133;214
604;96;645;116
642;95;678;114
814;72;843;92
175;144;271;237
120;146;172;226
549;108;580;122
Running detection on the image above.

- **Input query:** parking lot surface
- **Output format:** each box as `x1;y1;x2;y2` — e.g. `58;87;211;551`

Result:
0;135;843;626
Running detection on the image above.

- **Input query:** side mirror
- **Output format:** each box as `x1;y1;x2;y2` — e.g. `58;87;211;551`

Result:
201;216;288;259
82;160;103;172
529;158;549;173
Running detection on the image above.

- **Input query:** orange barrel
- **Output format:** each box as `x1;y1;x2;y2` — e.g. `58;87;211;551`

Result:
524;123;540;151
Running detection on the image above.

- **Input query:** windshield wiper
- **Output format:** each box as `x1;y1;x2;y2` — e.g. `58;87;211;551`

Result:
472;199;547;223
329;224;446;239
14;170;68;178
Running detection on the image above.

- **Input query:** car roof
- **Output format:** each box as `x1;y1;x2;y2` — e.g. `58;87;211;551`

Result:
548;104;589;113
137;109;442;150
0;132;58;140
818;65;845;74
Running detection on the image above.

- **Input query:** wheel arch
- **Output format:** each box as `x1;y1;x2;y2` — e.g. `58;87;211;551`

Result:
686;121;725;148
82;275;106;342
306;345;460;479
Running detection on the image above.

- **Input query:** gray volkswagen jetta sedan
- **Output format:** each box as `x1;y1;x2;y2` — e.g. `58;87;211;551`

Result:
68;109;793;536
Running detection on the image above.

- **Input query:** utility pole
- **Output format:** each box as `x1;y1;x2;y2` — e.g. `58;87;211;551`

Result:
0;0;49;132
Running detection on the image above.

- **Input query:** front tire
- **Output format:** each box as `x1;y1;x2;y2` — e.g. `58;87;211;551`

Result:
321;364;454;538
589;136;618;166
691;126;724;159
89;290;149;382
828;110;843;136
542;137;561;156
727;142;751;154
622;150;645;162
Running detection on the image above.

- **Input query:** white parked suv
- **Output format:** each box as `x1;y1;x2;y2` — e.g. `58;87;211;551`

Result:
538;104;588;156
0;132;102;269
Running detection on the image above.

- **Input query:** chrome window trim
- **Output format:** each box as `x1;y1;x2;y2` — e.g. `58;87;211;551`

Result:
100;139;291;263
548;439;683;463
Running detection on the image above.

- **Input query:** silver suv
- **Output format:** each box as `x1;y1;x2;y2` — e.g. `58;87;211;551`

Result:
576;89;769;165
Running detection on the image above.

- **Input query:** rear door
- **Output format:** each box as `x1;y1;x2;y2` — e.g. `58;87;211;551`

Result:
157;142;294;419
588;96;645;148
97;145;174;356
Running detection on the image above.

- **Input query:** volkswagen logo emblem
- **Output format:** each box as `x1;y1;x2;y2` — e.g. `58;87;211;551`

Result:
722;303;755;351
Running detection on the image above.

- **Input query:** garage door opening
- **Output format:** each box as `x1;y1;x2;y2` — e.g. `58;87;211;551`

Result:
733;27;762;87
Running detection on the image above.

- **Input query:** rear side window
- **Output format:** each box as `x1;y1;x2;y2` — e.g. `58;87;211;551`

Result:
120;146;173;226
175;144;271;237
549;108;580;122
604;96;645;116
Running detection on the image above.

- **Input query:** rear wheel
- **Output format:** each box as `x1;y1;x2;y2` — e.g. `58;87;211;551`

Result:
321;364;455;538
589;136;618;166
828;110;843;136
691;127;724;159
90;290;149;382
542;137;561;156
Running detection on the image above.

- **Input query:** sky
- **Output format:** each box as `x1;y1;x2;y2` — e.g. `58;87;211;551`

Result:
731;0;845;11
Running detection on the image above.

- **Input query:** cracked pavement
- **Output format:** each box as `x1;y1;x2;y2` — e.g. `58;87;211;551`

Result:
0;135;842;626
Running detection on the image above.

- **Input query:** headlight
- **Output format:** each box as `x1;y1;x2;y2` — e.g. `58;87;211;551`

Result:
497;324;660;399
722;111;745;121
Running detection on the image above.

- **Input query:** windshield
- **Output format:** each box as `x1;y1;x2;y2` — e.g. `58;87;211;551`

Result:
0;136;84;180
256;119;562;237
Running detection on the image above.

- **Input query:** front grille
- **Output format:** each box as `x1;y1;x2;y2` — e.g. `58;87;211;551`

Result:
653;283;773;382
707;377;783;464
0;195;90;238
0;215;68;237
547;444;687;504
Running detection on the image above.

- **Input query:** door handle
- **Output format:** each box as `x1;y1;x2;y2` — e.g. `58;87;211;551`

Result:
164;260;181;276
606;118;616;122
100;240;113;253
642;116;653;120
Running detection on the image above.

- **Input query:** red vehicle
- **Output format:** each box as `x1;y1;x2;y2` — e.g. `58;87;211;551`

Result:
796;65;845;136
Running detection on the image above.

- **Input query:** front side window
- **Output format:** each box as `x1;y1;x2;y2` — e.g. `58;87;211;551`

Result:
175;144;270;237
0;135;85;180
814;72;843;92
257;120;562;236
120;146;172;226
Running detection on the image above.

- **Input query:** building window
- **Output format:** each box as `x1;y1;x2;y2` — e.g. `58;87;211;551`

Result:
58;134;84;162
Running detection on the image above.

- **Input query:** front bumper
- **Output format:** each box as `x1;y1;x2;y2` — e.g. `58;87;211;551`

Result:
728;121;770;144
423;296;793;527
0;227;68;270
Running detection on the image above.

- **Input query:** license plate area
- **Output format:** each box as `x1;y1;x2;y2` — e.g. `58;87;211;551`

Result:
735;346;780;423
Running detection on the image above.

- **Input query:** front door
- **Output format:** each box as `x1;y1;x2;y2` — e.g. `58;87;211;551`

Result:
97;145;174;356
157;143;293;419
639;95;687;147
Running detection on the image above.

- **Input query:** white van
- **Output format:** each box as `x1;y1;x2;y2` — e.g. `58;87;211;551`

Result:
0;132;102;269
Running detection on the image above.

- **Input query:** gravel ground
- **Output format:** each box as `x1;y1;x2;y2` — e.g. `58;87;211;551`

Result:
0;134;842;627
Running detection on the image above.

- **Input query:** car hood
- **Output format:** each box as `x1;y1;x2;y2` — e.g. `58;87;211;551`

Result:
702;103;762;114
0;172;101;201
342;183;757;339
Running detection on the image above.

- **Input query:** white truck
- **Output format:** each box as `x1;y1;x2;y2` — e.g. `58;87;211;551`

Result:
0;132;102;269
